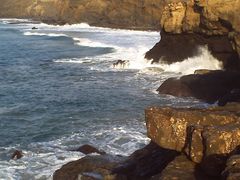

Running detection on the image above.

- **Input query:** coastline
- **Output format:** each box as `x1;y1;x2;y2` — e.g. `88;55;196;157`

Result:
0;0;240;179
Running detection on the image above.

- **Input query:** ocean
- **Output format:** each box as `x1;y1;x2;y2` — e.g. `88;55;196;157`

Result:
0;19;222;179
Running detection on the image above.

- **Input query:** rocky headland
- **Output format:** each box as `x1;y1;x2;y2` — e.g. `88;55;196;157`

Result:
2;0;240;179
53;104;240;180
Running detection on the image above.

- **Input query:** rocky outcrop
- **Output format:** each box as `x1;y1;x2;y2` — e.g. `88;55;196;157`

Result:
157;70;240;103
146;104;240;176
54;142;179;180
146;0;240;71
53;154;125;180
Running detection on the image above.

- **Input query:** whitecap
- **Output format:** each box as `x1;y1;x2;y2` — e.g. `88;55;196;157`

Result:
53;58;93;64
23;32;68;37
73;37;115;48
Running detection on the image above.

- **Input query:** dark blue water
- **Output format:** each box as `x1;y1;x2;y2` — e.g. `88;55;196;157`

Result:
0;24;116;147
0;20;205;179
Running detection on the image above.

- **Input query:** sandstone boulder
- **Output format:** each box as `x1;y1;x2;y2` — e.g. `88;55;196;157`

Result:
146;105;240;176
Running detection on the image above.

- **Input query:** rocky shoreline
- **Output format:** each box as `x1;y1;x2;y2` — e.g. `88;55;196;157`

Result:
53;104;240;180
2;0;240;179
52;0;240;179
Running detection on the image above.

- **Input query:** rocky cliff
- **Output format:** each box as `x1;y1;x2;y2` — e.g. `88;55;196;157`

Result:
0;0;166;29
146;0;240;70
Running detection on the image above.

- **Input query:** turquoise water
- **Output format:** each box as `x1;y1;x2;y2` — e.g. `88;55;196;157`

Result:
0;19;206;179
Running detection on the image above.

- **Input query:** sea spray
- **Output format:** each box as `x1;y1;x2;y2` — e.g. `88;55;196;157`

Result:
158;46;223;75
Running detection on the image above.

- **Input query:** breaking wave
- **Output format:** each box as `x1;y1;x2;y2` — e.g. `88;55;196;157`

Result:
23;32;68;37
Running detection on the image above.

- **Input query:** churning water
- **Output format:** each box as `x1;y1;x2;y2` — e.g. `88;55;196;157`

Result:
0;19;221;179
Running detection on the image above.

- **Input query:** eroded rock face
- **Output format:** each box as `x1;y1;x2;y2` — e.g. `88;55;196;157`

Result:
146;105;240;176
157;70;240;103
146;0;240;70
0;0;166;30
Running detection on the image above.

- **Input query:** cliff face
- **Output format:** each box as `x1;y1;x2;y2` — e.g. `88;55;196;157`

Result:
161;0;240;56
0;0;166;29
146;0;240;70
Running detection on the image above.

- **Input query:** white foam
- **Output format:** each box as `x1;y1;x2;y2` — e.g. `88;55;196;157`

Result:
157;46;223;75
73;37;115;48
54;58;93;64
23;32;68;37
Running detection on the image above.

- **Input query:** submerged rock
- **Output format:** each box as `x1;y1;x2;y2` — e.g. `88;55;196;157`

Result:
112;60;129;69
76;144;106;155
157;70;240;103
11;150;23;160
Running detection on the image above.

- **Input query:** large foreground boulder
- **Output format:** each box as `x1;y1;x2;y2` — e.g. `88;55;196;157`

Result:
157;70;240;103
146;104;240;176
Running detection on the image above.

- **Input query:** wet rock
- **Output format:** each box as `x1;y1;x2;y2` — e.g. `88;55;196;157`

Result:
11;150;23;160
76;144;106;155
112;60;129;69
32;27;38;30
54;142;179;180
53;154;126;180
145;31;239;70
157;70;240;103
194;69;212;75
218;89;240;106
112;142;179;179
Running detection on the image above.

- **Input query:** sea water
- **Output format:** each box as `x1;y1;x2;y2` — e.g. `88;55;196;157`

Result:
0;19;222;179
